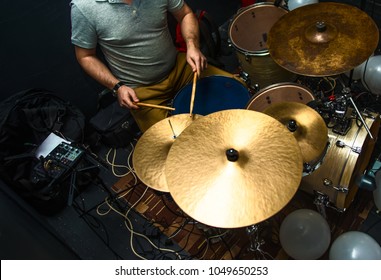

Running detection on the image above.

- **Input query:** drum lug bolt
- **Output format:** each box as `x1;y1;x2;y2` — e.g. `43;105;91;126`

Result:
323;178;332;187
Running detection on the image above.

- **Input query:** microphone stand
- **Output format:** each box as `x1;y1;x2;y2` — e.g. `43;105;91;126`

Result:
338;78;374;140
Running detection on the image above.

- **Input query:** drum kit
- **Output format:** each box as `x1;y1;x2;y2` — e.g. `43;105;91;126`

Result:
132;1;380;252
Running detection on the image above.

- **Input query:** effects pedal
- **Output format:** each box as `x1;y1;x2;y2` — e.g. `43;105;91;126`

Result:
31;142;84;184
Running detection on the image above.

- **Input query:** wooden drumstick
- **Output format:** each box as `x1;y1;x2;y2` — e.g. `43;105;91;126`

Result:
135;102;175;111
189;72;198;116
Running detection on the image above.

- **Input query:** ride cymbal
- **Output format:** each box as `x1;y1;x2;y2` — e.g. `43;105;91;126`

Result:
132;114;202;192
263;102;328;164
165;109;303;228
267;2;379;76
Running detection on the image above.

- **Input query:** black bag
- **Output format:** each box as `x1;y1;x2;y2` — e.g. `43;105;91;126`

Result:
0;88;87;214
175;10;223;68
89;100;140;149
0;88;85;152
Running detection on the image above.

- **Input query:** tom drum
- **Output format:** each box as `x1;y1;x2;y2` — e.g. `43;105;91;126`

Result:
228;2;296;90
246;82;315;112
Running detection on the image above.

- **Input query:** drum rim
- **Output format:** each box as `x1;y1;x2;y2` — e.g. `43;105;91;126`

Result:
253;82;314;95
175;75;250;96
172;75;251;115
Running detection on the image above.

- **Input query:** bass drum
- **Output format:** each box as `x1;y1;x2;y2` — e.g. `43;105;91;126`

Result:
299;112;380;210
228;2;296;90
172;75;251;116
246;82;315;112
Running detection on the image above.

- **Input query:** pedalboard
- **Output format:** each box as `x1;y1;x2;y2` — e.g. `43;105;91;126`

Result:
31;142;84;184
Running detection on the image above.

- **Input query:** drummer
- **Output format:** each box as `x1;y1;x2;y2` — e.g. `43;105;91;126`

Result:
70;0;238;133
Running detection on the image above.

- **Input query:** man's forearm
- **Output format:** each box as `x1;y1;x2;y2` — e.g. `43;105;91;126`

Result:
180;12;200;50
77;55;119;90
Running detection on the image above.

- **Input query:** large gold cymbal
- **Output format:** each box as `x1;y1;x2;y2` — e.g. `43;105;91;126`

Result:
165;109;303;228
263;102;328;164
267;2;379;76
132;114;202;192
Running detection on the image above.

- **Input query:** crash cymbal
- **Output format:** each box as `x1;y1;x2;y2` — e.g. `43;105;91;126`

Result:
267;2;379;76
263;102;328;164
165;109;303;228
132;114;202;192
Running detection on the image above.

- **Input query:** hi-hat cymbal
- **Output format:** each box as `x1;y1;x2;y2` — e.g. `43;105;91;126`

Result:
132;114;202;192
267;2;379;76
165;109;303;228
263;102;328;164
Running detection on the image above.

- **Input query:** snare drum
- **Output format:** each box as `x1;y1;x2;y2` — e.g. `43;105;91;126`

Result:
246;82;315;112
228;2;296;89
172;76;251;116
299;112;380;210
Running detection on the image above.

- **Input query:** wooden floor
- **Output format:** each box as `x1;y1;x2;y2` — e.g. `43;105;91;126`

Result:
112;172;375;260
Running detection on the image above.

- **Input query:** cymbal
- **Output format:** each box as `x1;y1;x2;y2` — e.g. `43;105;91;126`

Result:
165;109;303;228
262;102;328;164
132;114;202;192
267;2;379;76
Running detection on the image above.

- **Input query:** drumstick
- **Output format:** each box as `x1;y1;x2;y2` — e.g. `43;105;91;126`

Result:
189;72;198;116
135;102;175;111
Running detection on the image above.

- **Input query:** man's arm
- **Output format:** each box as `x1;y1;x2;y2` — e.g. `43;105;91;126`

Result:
74;46;140;109
172;3;207;76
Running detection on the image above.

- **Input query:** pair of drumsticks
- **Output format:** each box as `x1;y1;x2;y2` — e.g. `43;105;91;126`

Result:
135;72;198;116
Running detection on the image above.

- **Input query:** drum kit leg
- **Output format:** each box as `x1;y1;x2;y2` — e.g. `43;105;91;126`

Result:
131;2;380;258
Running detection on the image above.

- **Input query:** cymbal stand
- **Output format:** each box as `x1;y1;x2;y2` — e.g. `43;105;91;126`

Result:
246;223;272;259
337;78;374;140
246;224;264;251
347;69;354;87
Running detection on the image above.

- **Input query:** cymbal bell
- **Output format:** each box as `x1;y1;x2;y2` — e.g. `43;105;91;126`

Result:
132;114;202;192
267;2;379;76
263;102;328;164
165;109;303;228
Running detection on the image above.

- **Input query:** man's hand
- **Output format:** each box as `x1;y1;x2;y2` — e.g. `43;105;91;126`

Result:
116;85;140;110
186;44;208;77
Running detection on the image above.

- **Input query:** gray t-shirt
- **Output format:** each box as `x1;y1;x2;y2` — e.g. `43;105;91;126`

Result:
70;0;183;87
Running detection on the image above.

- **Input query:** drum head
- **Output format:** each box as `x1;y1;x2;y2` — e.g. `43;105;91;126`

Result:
246;82;315;112
229;3;288;53
172;76;251;115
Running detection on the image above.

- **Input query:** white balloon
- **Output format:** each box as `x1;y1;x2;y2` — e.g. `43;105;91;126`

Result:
329;231;381;260
287;0;319;11
362;55;381;95
279;209;331;259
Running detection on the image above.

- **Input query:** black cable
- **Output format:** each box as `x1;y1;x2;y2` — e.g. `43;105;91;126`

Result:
159;193;188;218
168;219;198;259
219;233;234;259
72;200;124;259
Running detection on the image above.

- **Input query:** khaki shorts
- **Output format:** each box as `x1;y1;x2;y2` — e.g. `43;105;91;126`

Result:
131;52;243;132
